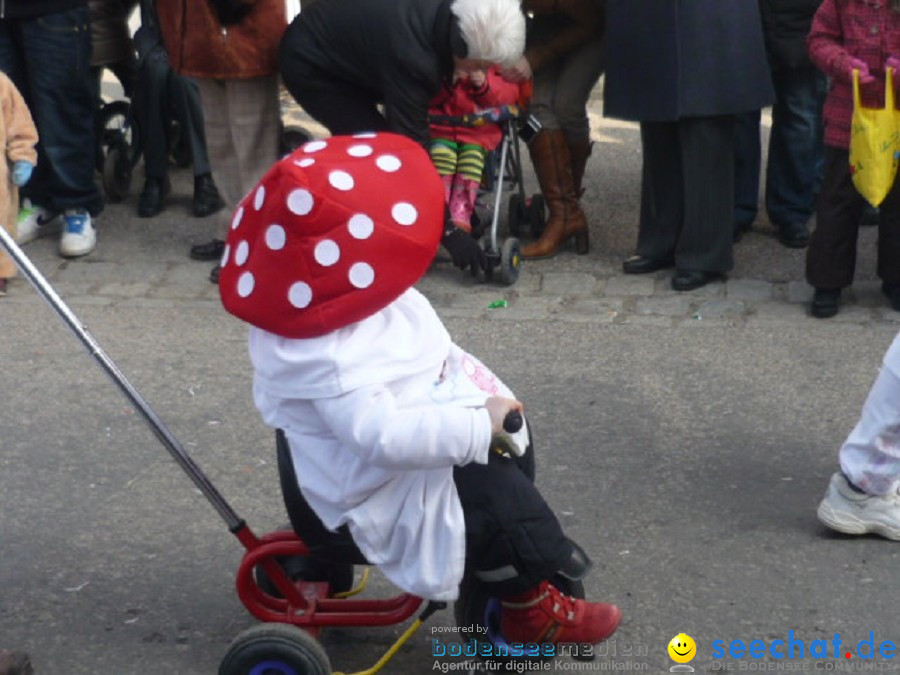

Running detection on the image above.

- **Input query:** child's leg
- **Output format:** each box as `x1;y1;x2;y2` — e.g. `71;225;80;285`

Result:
806;147;865;290
839;333;900;496
876;173;900;299
0;223;16;281
429;138;459;211
818;333;900;540
458;143;486;220
448;144;486;232
454;457;620;644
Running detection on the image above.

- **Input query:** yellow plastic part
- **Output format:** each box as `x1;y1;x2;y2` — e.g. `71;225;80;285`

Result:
332;617;425;675
333;567;370;599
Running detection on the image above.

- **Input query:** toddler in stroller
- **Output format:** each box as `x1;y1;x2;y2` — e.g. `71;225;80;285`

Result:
218;132;621;653
429;67;544;284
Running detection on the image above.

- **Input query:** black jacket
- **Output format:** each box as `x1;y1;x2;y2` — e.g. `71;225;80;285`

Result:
759;0;823;70
279;0;459;145
1;0;87;19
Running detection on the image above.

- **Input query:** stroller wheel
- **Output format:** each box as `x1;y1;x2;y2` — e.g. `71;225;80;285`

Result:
499;238;521;286
219;623;331;675
507;193;527;237
528;194;546;240
102;143;133;202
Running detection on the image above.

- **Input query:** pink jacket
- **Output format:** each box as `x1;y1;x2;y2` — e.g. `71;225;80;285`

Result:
808;0;900;149
428;68;524;150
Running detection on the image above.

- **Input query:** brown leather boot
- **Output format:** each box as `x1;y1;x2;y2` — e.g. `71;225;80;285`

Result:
522;129;589;259
568;138;594;199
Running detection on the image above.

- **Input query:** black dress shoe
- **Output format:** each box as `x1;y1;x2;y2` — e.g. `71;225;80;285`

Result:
190;238;225;261
778;222;810;249
209;264;220;284
193;173;225;217
811;288;840;318
671;269;723;292
137;176;171;218
622;254;673;275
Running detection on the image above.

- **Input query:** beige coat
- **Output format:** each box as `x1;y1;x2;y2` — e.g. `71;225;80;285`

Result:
0;71;38;280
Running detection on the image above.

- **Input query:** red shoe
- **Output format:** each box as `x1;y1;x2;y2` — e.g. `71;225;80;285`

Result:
500;581;621;645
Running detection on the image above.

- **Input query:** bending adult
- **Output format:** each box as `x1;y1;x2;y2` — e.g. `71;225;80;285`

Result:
501;0;605;259
278;0;526;277
605;0;774;291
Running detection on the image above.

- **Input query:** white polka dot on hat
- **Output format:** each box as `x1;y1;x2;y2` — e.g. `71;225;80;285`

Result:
218;132;445;339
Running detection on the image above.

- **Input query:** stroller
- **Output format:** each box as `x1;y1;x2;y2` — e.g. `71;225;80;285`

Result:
428;102;546;286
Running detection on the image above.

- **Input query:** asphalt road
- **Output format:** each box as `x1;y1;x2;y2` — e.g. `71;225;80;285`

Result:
1;95;899;674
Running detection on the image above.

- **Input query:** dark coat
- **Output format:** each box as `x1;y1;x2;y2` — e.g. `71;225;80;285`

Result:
603;0;774;122
156;0;285;80
278;0;461;145
759;0;823;70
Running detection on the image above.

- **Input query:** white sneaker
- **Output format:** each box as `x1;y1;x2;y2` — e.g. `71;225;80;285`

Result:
817;472;900;540
15;198;59;244
59;209;96;258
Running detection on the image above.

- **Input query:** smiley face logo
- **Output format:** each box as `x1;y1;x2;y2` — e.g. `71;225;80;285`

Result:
668;633;696;664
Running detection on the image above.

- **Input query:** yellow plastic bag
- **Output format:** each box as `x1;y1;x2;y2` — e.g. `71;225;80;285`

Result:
849;68;900;207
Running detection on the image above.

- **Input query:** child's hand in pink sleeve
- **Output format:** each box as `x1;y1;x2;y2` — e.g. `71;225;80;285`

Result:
886;56;900;87
849;57;875;84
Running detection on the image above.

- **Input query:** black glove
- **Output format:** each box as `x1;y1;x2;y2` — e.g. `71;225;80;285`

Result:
442;227;490;278
209;0;255;26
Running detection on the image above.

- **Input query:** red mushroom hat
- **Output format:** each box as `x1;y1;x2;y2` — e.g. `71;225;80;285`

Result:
218;132;445;338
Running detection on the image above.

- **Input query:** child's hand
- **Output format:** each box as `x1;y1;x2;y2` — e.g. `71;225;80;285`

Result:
886;56;900;87
848;57;875;84
468;69;486;89
485;396;524;435
500;56;532;83
11;160;32;186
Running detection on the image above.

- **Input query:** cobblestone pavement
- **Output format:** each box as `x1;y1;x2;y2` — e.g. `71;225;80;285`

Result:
6;84;896;331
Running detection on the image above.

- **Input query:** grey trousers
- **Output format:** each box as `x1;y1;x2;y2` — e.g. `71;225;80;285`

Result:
195;75;281;237
529;20;605;145
636;115;736;273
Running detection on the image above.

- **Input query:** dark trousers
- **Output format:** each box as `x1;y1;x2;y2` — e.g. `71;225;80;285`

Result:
279;55;389;136
133;57;212;180
454;453;573;596
0;7;103;216
807;147;900;289
637;116;735;273
734;66;826;229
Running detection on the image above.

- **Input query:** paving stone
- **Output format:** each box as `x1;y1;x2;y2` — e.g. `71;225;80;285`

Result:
726;279;773;302
786;280;815;303
693;299;747;319
540;272;599;296
603;275;655;297
635;295;694;317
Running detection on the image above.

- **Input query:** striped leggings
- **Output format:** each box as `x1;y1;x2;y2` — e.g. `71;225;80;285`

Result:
429;139;487;182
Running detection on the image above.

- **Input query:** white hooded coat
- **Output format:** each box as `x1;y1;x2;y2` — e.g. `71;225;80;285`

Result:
249;288;528;600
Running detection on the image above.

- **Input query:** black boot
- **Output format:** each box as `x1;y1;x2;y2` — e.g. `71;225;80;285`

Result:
137;176;171;218
193;173;225;217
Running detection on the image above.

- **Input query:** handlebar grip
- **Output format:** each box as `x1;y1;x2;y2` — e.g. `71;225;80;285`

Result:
503;411;523;434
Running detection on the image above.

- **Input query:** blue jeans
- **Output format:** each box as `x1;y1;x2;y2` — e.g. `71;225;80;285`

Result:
734;66;826;229
0;7;103;216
